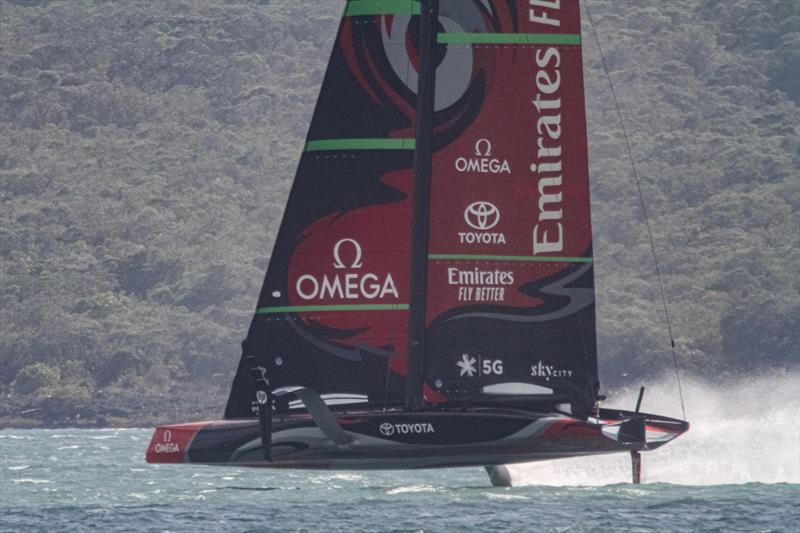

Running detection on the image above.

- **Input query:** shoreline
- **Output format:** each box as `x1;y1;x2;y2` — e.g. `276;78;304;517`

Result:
0;416;204;430
0;386;227;431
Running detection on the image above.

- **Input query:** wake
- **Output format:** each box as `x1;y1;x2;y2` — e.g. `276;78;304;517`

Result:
510;370;800;486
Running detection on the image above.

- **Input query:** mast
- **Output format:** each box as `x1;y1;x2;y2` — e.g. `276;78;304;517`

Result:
405;0;438;411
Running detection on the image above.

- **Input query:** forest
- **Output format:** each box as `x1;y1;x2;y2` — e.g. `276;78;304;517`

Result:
1;0;797;426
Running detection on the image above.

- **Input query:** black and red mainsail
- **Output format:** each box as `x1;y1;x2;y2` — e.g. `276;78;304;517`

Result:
226;0;598;420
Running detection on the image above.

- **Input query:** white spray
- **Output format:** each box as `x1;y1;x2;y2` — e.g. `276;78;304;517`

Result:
510;370;800;486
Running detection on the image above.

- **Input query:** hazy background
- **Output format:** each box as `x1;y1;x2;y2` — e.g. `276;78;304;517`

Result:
1;0;797;426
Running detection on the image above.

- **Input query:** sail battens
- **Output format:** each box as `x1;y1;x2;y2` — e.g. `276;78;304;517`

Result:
256;304;409;314
344;0;421;17
428;254;592;264
437;33;581;45
304;138;416;152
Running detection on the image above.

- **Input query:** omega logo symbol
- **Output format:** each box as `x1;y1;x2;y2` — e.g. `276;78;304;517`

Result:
474;138;492;157
464;201;500;231
379;422;395;436
163;430;172;442
333;238;363;269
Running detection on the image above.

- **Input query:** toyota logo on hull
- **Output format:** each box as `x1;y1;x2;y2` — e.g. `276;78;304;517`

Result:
379;422;435;436
464;201;500;230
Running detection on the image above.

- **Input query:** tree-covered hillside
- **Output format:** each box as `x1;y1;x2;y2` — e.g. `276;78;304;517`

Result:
1;0;797;426
581;0;799;380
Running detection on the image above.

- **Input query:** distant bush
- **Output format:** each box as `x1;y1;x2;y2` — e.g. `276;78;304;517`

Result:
38;388;96;423
11;363;60;395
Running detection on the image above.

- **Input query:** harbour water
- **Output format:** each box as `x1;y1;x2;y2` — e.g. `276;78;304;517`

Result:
2;374;798;532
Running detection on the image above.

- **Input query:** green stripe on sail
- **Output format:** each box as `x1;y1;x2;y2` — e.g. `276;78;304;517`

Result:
428;254;593;263
257;304;410;314
437;33;581;45
345;0;421;16
304;138;416;152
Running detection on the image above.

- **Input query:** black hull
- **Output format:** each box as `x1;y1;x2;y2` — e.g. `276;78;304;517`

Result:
147;408;687;470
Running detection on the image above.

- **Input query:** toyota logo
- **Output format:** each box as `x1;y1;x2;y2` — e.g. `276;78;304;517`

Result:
379;422;395;436
464;201;500;231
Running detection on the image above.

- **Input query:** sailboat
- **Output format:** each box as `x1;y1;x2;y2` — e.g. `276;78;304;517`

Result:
146;0;688;486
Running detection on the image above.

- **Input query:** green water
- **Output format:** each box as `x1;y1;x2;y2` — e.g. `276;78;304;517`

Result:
1;428;798;532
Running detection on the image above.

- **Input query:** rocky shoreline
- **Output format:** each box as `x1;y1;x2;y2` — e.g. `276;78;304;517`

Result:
0;385;227;429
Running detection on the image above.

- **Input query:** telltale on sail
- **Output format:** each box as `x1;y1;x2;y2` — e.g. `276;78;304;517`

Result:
146;0;688;487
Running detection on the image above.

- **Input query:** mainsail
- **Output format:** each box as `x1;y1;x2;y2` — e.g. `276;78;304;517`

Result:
226;0;598;419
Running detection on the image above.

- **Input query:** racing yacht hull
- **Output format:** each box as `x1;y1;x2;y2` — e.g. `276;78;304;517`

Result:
146;409;688;470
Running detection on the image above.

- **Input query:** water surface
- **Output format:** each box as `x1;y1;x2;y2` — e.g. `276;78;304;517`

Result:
2;428;797;532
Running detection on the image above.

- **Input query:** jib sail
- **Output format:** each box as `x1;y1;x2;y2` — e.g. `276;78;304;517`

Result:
419;0;599;415
225;0;426;418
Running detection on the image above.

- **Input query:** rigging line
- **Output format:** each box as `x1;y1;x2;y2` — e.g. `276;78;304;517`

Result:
583;0;686;420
